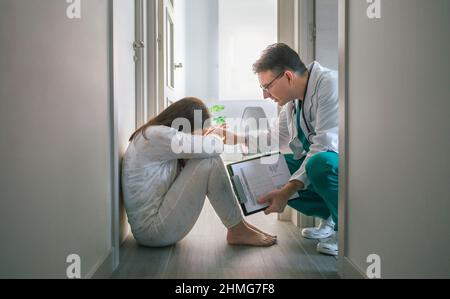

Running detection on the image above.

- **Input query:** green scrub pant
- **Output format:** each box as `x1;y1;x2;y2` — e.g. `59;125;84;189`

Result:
284;152;339;231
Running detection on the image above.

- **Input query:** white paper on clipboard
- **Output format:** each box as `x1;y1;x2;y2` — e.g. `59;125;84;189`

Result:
229;153;299;215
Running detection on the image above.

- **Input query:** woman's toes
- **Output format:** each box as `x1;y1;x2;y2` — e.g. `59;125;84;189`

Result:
227;227;277;247
243;221;277;239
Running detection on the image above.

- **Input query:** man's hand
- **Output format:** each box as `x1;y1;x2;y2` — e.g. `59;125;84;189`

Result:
257;180;304;215
204;125;240;145
257;189;290;215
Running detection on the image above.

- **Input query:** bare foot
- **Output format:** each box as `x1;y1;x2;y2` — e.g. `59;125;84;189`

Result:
243;220;277;239
227;221;277;247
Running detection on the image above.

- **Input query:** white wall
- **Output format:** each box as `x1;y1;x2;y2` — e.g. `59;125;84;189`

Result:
114;0;135;254
183;0;277;102
184;0;219;101
343;0;450;278
0;0;114;278
315;0;338;70
218;0;277;101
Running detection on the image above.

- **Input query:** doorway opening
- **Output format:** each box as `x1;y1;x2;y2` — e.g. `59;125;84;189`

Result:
133;0;339;237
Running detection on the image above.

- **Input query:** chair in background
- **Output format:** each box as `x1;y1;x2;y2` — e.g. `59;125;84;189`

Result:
240;107;269;154
241;107;268;130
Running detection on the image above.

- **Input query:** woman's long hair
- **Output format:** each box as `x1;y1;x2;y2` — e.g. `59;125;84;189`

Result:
129;97;211;142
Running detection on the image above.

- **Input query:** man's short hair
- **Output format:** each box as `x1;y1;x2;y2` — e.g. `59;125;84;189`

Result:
253;43;307;75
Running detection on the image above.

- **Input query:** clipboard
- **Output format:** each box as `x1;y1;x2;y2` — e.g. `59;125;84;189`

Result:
226;152;300;216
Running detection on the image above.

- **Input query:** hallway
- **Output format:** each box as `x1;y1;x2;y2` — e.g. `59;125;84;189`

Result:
111;201;338;279
2;0;449;280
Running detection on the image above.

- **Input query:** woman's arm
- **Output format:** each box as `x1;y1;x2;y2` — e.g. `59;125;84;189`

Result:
203;125;242;146
142;126;225;161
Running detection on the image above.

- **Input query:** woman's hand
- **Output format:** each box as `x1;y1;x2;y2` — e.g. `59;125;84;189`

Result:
202;124;226;136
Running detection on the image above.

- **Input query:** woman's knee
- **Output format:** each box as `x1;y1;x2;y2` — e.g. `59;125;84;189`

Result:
306;152;338;188
178;156;226;188
184;155;222;171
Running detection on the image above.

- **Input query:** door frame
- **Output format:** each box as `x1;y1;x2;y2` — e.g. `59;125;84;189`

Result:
108;0;142;276
143;0;323;231
298;0;315;65
277;0;316;228
295;0;316;228
146;0;159;119
337;0;364;279
109;0;120;274
277;0;297;223
159;0;176;107
106;0;163;277
135;0;147;127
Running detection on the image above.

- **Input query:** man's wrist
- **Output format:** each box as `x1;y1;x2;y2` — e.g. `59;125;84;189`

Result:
282;180;304;198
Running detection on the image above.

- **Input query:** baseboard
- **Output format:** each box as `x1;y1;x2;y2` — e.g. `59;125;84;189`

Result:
278;207;292;221
87;250;114;279
88;229;130;279
340;256;367;279
296;212;315;229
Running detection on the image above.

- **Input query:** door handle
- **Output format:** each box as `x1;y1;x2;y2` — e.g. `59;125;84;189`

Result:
133;41;145;50
174;63;183;69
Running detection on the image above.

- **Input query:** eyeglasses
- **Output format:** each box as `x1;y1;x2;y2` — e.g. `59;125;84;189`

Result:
260;71;285;92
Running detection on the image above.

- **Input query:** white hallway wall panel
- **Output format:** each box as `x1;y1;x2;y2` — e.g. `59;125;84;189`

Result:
0;0;112;278
114;0;135;256
344;0;450;278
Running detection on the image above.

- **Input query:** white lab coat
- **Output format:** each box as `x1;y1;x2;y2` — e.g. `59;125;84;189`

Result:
121;126;224;236
252;61;339;190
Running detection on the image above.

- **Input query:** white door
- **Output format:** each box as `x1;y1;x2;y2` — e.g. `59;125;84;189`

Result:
315;0;338;70
158;0;178;110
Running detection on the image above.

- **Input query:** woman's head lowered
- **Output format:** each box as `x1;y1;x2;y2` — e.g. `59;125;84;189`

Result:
129;97;212;142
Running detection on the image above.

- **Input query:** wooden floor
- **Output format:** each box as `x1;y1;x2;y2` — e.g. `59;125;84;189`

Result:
110;201;339;279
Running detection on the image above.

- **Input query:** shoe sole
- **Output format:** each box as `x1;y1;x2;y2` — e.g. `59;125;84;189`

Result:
317;249;338;256
301;233;333;240
317;245;338;256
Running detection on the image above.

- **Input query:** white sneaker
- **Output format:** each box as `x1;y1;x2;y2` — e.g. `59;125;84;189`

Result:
301;217;335;240
317;234;338;256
